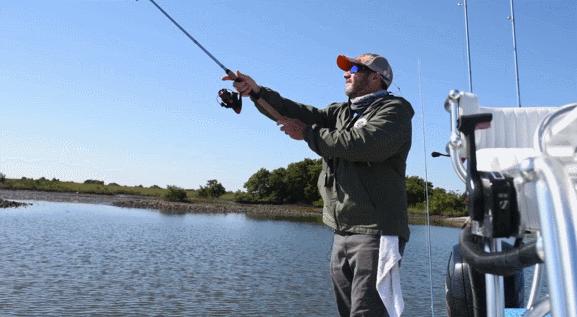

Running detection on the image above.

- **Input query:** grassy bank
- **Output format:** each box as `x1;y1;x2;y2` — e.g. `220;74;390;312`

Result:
408;207;467;227
0;177;180;198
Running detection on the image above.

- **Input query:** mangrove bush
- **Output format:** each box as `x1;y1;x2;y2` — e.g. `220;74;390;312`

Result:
163;185;188;202
198;179;226;198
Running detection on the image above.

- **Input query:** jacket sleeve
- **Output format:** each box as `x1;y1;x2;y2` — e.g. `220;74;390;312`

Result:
303;100;413;162
254;87;337;127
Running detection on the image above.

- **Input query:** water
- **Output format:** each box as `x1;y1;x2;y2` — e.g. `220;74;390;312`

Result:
0;201;460;316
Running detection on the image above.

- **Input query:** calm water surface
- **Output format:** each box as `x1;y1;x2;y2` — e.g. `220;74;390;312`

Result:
0;201;460;316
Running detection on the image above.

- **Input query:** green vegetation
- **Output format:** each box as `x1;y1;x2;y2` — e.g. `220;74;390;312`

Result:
0;160;465;217
235;159;322;206
235;160;466;216
84;179;105;185
163;185;189;202
0;175;227;203
405;176;467;217
428;188;467;216
0;177;168;197
198;179;226;198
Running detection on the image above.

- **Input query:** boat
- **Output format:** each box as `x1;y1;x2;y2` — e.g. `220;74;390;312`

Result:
442;89;577;317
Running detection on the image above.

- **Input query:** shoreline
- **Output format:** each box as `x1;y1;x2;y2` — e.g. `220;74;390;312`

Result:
0;189;466;227
0;198;30;208
0;189;322;219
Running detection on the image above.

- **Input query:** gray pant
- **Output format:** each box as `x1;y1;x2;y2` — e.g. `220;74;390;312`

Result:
330;233;405;317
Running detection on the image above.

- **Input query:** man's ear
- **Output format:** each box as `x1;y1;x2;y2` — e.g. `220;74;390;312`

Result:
371;73;381;84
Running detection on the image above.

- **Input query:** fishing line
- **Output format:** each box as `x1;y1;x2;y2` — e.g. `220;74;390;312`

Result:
418;58;435;317
141;0;229;73
139;0;284;120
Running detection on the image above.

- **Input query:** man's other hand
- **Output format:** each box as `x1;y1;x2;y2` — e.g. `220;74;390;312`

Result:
278;118;307;140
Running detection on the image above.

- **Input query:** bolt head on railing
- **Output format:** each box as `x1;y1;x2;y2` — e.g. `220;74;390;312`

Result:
520;158;536;182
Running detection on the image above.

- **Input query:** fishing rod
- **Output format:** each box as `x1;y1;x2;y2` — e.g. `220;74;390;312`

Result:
139;0;284;120
508;0;522;107
457;0;473;92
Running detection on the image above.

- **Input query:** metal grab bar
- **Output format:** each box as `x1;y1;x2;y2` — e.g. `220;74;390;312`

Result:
530;157;577;317
526;263;543;309
524;296;551;317
535;103;577;154
444;90;468;183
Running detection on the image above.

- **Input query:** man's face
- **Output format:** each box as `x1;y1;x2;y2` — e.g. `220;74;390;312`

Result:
344;66;373;98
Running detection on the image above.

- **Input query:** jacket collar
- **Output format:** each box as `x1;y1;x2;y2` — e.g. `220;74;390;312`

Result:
349;89;389;111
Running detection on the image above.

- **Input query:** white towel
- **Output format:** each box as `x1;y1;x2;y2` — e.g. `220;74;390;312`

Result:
376;235;404;317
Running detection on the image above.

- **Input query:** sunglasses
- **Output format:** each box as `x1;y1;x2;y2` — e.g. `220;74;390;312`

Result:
349;64;370;74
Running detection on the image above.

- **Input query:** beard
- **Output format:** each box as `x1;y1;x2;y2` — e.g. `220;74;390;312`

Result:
344;74;370;98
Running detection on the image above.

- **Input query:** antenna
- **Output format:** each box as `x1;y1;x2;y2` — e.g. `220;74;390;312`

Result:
508;0;522;107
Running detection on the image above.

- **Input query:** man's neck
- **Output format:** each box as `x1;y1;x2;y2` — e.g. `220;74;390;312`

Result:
350;89;388;102
349;90;389;111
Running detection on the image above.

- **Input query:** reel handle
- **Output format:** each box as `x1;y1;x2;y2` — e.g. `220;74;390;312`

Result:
218;89;242;114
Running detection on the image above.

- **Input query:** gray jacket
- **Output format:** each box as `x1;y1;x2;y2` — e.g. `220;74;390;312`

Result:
255;87;414;241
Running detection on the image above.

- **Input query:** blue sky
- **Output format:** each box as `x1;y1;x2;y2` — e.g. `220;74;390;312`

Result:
0;0;575;192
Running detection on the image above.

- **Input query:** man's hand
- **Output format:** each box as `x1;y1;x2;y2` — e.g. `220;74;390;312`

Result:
222;71;260;97
278;118;308;140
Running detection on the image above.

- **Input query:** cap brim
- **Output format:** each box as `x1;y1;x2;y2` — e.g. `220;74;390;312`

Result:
336;55;354;71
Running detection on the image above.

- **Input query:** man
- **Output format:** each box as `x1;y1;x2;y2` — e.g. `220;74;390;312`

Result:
224;53;413;317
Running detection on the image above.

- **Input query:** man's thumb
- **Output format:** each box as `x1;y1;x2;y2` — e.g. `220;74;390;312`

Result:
221;74;234;81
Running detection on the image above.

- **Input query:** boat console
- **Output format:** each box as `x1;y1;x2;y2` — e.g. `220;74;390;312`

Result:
443;90;577;317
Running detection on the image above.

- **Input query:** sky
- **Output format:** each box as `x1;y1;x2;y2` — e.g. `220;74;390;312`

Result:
0;0;576;192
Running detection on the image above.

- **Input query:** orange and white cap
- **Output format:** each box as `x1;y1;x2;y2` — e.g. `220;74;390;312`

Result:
337;53;393;88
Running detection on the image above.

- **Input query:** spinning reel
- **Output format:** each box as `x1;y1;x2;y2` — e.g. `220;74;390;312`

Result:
217;88;242;114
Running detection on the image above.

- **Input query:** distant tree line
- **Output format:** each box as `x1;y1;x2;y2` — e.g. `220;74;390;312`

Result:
405;176;466;216
232;160;466;216
234;159;322;206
